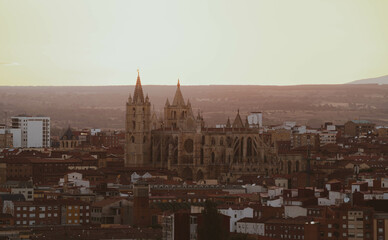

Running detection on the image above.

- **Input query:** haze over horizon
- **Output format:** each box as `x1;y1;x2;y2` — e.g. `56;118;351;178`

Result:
1;0;388;86
0;74;388;87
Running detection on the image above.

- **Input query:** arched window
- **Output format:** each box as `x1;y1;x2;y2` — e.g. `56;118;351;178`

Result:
132;121;136;130
211;152;215;164
131;136;135;143
227;137;232;147
200;148;204;165
240;137;244;157
247;137;252;157
173;149;178;164
211;138;216;146
295;161;300;172
220;138;224;146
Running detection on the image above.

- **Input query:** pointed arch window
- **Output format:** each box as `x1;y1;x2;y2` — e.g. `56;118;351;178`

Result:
247;137;252;157
200;148;204;165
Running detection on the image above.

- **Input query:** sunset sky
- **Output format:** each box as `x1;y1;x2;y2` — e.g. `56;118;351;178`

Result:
0;0;387;86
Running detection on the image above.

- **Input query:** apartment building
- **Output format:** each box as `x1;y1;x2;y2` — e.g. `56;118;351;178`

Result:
11;116;50;148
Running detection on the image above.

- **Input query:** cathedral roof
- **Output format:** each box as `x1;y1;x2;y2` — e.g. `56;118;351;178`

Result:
172;79;185;106
232;110;244;128
61;127;77;140
133;70;144;104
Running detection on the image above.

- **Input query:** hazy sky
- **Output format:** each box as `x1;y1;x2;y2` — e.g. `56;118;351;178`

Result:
0;0;388;86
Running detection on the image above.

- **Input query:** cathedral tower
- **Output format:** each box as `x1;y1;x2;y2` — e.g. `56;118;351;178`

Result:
164;80;195;130
125;70;151;167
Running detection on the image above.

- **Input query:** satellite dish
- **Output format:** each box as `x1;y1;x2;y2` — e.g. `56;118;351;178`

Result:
344;197;350;203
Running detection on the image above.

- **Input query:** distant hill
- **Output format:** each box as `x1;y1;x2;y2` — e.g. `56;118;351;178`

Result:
1;84;388;131
348;75;388;84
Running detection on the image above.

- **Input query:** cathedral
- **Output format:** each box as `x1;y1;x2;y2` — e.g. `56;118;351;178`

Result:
125;71;305;182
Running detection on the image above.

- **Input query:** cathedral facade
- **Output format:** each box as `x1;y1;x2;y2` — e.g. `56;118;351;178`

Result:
125;72;305;182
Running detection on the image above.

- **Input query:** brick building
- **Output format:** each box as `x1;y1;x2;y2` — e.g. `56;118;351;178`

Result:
344;120;375;137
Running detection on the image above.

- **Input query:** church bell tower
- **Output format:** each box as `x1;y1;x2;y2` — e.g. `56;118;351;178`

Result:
125;70;151;167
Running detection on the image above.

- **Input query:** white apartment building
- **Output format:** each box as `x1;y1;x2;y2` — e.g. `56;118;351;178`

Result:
247;112;263;128
319;125;337;146
11;116;50;148
218;206;254;233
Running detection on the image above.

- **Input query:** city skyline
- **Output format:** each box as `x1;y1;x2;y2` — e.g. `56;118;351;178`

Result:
1;0;388;86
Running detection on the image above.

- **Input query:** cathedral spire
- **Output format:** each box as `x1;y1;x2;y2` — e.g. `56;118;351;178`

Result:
226;117;231;128
232;109;244;128
133;69;144;104
172;79;185;106
245;116;250;128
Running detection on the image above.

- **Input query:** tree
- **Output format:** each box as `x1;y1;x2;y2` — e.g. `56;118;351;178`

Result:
198;201;228;240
